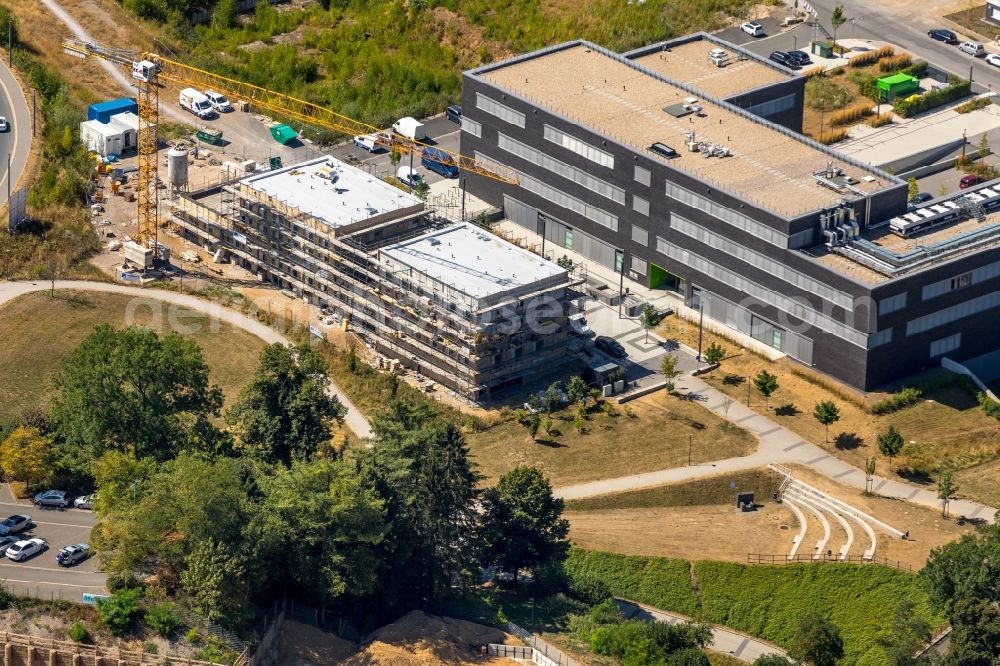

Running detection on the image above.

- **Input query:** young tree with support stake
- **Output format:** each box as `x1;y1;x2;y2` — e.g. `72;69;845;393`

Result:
661;354;681;394
813;400;840;443
877;425;904;471
704;342;726;366
830;4;846;47
753;370;779;409
864;456;877;495
640;303;658;343
938;467;958;517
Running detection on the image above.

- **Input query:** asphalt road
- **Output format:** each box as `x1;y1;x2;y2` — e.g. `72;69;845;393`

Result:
0;55;32;212
0;495;105;601
718;3;1000;90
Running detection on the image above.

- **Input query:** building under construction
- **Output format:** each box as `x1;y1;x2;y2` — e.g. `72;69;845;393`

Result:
170;155;578;401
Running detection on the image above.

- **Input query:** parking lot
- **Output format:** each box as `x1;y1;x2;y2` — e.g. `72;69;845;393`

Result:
0;492;104;600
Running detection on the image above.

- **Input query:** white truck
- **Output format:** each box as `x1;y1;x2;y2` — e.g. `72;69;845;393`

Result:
353;134;379;152
392;117;426;141
179;88;214;119
396;166;423;188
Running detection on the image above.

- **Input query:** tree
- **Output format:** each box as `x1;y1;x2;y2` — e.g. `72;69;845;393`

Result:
907;177;920;203
566;375;588;405
661;354;681;393
704;342;726;366
542;382;563;414
226;343;346;465
877;425;904;471
812;400;841;443
938;466;959;517
666;648;710;666
0;426;52;486
943;596;1000;666
478;466;569;583
210;0;238;30
753;657;796;666
97;587;143;635
830;4;846;46
390;148;402;168
978;132;990;160
180;539;245;622
753;370;779;409
640;303;658;343
51;325;223;471
874;600;933;666
790;614;844;666
921;524;1000;614
523;412;541;440
864;456;877;494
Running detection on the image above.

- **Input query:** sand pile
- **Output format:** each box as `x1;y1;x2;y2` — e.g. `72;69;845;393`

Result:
345;610;519;666
279;621;358;666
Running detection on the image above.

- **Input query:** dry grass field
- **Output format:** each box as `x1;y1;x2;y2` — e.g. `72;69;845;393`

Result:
0;290;266;421
466;394;756;487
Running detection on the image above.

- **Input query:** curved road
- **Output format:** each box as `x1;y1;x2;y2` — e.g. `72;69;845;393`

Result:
0;55;31;211
0;280;373;438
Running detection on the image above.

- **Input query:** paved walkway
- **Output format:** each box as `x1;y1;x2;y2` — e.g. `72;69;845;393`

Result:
0;281;373;438
556;374;998;525
615;599;785;663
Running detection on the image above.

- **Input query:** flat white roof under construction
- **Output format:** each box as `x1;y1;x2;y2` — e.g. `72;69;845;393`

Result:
381;223;565;299
241;156;423;229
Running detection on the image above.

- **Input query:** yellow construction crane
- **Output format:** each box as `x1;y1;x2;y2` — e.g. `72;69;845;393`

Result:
62;38;518;248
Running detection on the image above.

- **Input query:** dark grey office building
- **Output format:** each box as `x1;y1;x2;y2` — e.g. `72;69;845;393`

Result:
458;35;1000;391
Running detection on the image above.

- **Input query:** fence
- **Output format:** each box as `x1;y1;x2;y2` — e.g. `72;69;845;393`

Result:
0;631;224;665
235;601;287;666
747;553;914;572
506;622;580;666
175;604;249;653
283;599;362;642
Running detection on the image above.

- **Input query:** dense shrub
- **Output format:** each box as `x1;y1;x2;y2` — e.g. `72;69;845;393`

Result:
957;97;991;114
68;621;88;643
818;128;849;144
564;549;700;616
805;77;853;110
693;561;943;665
145;602;183;637
871;387;922;415
868;111;894;127
978;392;1000;420
878;54;912;73
829;102;873;126
903;60;929;77
893;79;971;118
98;587;144;635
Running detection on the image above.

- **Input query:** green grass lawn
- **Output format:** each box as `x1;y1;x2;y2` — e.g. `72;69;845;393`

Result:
563;548;945;666
0;290;267;421
466;397;755;487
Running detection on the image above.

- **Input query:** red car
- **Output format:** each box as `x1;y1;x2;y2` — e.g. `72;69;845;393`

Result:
960;174;981;189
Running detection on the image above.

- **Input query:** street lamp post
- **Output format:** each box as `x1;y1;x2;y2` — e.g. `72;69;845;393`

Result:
970;52;975;85
851;18;855;40
688;433;692;466
696;296;705;362
793;34;798;52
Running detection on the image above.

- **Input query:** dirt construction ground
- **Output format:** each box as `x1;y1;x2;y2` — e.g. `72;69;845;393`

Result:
279;612;521;666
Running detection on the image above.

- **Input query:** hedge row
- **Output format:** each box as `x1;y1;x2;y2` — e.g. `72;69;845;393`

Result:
564;549;700;617
893;79;971;118
871;387;922;415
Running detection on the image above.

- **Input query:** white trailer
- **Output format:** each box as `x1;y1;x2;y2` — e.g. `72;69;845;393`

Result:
80;119;126;157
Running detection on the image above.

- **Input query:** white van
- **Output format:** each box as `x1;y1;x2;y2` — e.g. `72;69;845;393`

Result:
396;166;423;188
204;91;232;113
179;88;213;119
353;134;379;152
392;117;426;141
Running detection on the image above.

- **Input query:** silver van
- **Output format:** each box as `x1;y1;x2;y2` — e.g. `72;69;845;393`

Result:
960;41;986;57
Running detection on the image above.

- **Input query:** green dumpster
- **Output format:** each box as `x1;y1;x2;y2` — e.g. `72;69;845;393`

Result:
876;73;919;102
270;124;297;145
269;156;283;170
812;41;833;58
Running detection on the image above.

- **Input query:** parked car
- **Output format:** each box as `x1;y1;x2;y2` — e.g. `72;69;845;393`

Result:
445;104;462;123
203;90;233;113
568;313;593;336
740;21;765;37
787;50;812;66
595;335;627;358
960;41;986;57
421;146;459;178
56;543;91;567
0;537;19;552
353;134;381;152
0;116;8;132
768;51;799;69
396;166;423;188
0;515;31;536
6;538;46;562
914;192;933;204
960;174;981;189
34;490;68;508
927;28;958;43
986;53;1000;67
73;494;96;510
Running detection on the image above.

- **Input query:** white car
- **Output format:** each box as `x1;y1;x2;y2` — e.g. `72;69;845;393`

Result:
73;494;96;510
986;53;1000;67
204;90;232;113
568;313;593;336
6;538;46;562
0;116;8;132
740;21;765;37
